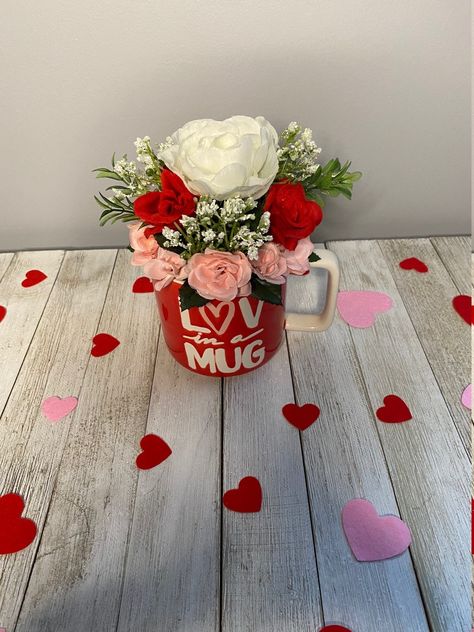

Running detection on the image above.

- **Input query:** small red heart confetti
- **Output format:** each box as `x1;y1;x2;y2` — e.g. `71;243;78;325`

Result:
21;270;47;287
91;333;120;357
223;476;262;513
282;403;320;430
132;276;154;293
452;295;473;325
399;257;428;273
320;626;352;632
41;396;78;422
376;395;412;423
0;306;6;323
136;434;172;470
0;493;37;555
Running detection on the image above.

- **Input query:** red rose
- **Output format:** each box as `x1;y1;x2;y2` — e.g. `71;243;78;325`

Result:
134;170;196;236
264;181;322;250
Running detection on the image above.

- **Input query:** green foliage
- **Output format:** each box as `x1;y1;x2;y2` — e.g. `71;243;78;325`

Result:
93;140;163;227
308;252;321;263
250;276;283;305
94;191;138;226
179;281;210;311
303;159;362;207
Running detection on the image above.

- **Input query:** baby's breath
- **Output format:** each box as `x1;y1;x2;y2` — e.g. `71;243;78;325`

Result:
170;195;272;260
277;122;322;182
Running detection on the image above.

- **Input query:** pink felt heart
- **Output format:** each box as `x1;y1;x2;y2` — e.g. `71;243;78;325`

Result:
41;396;78;421
342;498;411;562
342;499;411;561
461;384;471;410
337;291;393;328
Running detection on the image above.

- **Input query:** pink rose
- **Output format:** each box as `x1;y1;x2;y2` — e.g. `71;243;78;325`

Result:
186;249;252;302
143;247;187;291
128;222;158;265
283;237;314;275
252;243;288;285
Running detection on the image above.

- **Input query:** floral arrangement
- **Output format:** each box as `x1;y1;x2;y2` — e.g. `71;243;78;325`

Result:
94;116;361;309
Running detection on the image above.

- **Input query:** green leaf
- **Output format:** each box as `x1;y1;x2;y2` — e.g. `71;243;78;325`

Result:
308;252;320;263
251;276;283;305
93;169;122;181
179;281;210;311
347;171;362;182
94;195;113;211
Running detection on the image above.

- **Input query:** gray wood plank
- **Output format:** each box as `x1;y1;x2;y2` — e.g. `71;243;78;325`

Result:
222;342;323;632
0;250;64;415
379;238;470;454
0;250;116;629
15;250;159;632
328;239;470;632
116;334;221;632
430;235;470;294
286;250;429;632
0;252;14;281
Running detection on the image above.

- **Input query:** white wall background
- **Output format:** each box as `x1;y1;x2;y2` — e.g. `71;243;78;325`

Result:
0;0;470;251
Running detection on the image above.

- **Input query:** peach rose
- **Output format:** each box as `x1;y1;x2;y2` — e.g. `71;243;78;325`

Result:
283;237;314;275
186;249;252;302
251;243;288;285
143;247;187;291
128;222;158;265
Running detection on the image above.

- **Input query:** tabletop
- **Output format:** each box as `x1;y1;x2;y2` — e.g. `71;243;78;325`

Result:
0;236;470;632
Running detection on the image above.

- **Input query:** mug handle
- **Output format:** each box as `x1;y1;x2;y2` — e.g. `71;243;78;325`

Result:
285;247;340;332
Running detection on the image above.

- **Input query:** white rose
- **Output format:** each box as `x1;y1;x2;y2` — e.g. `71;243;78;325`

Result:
158;115;279;200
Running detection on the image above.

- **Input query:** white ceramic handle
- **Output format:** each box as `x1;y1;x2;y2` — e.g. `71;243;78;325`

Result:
285;248;340;332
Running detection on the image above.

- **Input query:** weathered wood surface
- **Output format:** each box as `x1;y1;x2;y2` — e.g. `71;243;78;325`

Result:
222;343;323;632
431;236;471;294
15;250;159;632
329;239;470;632
286;252;429;632
0;249;116;629
116;334;222;632
379;238;471;453
0;250;64;415
0;238;468;632
0;252;14;281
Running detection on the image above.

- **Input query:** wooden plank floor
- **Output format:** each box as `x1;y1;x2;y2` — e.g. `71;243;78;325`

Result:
0;237;470;632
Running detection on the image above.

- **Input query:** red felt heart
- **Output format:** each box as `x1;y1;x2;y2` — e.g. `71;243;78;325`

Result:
136;434;172;470
21;269;47;287
320;626;352;632
0;306;6;323
282;403;320;430
223;476;262;513
90;333;120;357
132;276;154;293
399;257;428;273
0;493;37;554
376;395;412;423
452;295;473;325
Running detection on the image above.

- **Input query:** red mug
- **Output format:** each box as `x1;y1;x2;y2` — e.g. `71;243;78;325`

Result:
154;248;340;377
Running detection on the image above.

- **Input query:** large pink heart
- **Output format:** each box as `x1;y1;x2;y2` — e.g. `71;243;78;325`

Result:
337;291;393;328
199;302;235;336
342;499;411;561
41;396;78;422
